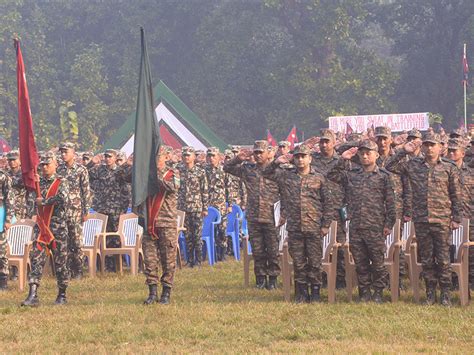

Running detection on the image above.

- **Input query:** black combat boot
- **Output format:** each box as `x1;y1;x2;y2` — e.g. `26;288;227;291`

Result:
424;287;437;305
256;275;267;289
0;276;7;291
143;284;158;305
440;289;452;307
359;287;371;303
10;266;18;281
294;282;309;303
372;289;383;304
267;276;277;290
310;284;321;303
159;286;171;305
55;287;67;305
21;284;39;307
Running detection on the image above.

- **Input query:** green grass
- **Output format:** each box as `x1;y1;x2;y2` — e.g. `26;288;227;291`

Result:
1;261;473;353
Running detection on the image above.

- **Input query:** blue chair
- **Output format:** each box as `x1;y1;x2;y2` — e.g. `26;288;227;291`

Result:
241;211;251;255
178;231;187;262
226;204;243;261
202;206;221;266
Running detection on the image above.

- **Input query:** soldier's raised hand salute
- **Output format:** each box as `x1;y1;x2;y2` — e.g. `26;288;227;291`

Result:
341;147;358;160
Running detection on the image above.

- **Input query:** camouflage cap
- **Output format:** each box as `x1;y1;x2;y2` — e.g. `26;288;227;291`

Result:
447;138;465;150
116;151;127;160
206;146;220;156
374;126;391;138
253;140;268;152
278;140;290;148
39;151;56;165
449;128;464;138
230;145;241;153
422;132;440;144
104;149;118;156
159;145;173;155
224;149;234;158
59;141;75;150
440;135;449;144
358;139;378;151
181;146;195;155
407;128;422;138
82;151;93;159
292;144;311;155
347;133;362;142
319;128;336;141
6;150;19;160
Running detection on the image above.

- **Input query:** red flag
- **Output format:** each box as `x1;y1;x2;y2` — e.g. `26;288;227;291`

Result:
14;39;39;191
266;129;277;147
462;45;469;85
285;126;298;149
345;122;354;139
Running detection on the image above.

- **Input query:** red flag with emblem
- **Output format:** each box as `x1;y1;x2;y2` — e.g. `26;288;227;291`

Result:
285;126;298;149
266;129;277;147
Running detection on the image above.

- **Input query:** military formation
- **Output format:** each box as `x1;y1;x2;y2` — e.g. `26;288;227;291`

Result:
0;125;473;307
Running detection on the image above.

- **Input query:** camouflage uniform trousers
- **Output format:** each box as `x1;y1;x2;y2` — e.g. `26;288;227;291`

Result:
28;226;69;289
103;210;122;270
184;212;203;263
414;222;452;290
469;219;474;287
66;210;84;274
335;213;346;281
143;228;177;288
349;228;388;291
0;231;8;277
215;212;228;250
247;221;280;277
288;231;323;286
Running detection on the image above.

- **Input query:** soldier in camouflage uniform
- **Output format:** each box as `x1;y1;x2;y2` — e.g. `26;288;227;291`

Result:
224;150;247;209
446;138;474;289
205;147;230;261
0;169;15;290
386;133;463;306
276;141;291;157
264;144;335;302
224;140;281;289
6;150;34;220
22;152;70;306
311;129;347;289
116;151;131;213
328;140;396;303
143;146;180;305
57;142;91;279
87;149;126;271
177;146;208;267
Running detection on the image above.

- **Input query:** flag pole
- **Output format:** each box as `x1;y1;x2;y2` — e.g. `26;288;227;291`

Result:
464;43;467;130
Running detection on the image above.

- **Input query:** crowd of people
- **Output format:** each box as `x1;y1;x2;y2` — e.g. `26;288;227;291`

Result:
0;124;473;307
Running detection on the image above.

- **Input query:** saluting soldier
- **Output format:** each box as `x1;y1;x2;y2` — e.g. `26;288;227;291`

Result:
22;152;70;306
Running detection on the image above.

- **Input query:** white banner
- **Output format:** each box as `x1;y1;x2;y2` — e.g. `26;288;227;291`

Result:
328;112;430;133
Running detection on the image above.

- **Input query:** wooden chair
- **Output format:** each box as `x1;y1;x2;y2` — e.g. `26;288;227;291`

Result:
451;218;471;306
278;223;292;301
384;219;402;302
176;210;186;269
98;213;143;275
343;221;358;302
82;213;108;277
6;219;35;291
400;221;416;286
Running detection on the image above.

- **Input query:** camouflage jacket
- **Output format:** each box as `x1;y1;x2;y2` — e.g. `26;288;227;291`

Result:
458;163;474;221
57;162;91;217
177;164;208;213
37;174;69;229
7;168;34;219
205;164;229;213
385;152;462;224
155;167;180;228
225;172;247;209
0;170;15;223
87;163;125;214
311;152;344;208
263;162;335;232
224;158;280;224
327;160;396;231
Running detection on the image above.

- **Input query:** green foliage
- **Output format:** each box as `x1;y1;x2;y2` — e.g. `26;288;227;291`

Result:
59;100;78;142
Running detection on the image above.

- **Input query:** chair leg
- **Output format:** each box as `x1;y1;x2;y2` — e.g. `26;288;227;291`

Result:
18;263;25;292
389;267;399;302
100;254;106;274
327;264;337;304
117;255;123;275
130;253;137;276
282;249;291;302
89;254;96;278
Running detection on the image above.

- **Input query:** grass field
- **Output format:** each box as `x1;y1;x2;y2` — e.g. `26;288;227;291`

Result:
1;261;473;353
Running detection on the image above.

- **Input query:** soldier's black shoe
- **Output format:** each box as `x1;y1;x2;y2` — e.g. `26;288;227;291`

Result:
21;284;39;307
144;284;158;305
294;282;309;303
309;285;321;303
267;276;277;290
372;289;383;304
256;276;267;289
54;287;67;305
335;277;346;290
0;276;8;291
440;289;452;307
424;288;437;305
10;266;19;281
159;286;171;305
359;288;371;303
